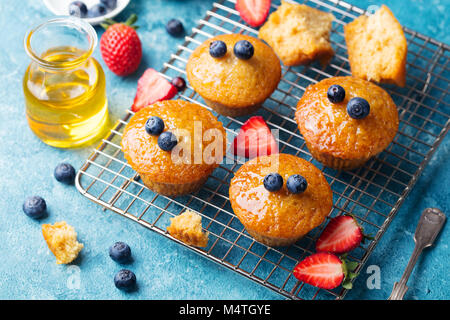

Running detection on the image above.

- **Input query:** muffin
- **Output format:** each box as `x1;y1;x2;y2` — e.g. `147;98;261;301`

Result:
229;153;333;247
186;34;281;117
42;221;84;264
121;100;226;196
259;1;335;66
344;5;407;87
296;76;399;170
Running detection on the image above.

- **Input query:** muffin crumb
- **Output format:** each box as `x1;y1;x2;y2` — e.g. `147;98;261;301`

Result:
42;221;83;264
167;210;209;247
259;1;334;66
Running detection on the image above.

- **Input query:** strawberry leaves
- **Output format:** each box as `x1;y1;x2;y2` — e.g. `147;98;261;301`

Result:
340;255;359;290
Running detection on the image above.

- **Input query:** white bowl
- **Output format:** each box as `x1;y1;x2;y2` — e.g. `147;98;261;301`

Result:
43;0;130;26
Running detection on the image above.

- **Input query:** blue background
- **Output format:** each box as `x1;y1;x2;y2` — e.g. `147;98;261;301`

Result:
0;0;448;300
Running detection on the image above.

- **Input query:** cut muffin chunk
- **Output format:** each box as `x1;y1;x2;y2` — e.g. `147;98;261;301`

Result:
259;1;334;66
42;221;84;264
344;5;407;87
167;210;209;247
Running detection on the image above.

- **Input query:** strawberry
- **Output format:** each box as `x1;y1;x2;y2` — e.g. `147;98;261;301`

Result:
231;116;278;159
131;68;178;112
100;14;142;76
293;252;358;290
236;0;271;27
316;215;372;254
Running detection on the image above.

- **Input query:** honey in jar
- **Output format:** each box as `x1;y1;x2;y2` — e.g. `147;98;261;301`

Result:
23;17;109;148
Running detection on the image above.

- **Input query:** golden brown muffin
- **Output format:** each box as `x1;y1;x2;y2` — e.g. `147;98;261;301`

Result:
167;210;209;247
186;34;281;116
344;5;407;87
121;100;226;196
229;154;333;247
42;221;83;264
296;77;399;170
259;1;335;66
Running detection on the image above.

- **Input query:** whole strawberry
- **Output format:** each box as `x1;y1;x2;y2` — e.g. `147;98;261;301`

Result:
100;14;142;76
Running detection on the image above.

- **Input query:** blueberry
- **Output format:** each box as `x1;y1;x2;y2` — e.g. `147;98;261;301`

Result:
209;40;227;58
233;40;254;60
23;196;47;219
263;173;283;192
114;269;137;292
327;85;346;103
145;116;165;136
100;0;117;10
54;163;76;184
109;241;132;264
171;77;186;92
347;97;370;119
69;1;88;18
158;131;178;151
88;4;107;17
165;19;184;37
286;174;308;194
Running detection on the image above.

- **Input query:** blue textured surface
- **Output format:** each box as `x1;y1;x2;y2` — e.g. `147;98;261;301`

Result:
0;0;448;300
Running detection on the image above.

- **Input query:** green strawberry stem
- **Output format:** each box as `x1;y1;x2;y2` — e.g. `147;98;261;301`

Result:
100;14;139;30
125;14;138;27
340;254;359;290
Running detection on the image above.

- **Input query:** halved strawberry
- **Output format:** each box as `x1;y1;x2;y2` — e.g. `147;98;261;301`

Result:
293;252;358;290
231;116;278;159
236;0;271;27
131;68;178;112
316;215;372;254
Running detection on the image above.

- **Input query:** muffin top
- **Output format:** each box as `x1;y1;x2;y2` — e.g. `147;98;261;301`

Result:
186;34;281;108
229;154;332;240
121;100;226;184
296;76;399;160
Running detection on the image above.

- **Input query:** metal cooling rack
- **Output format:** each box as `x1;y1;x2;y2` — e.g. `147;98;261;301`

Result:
75;0;450;300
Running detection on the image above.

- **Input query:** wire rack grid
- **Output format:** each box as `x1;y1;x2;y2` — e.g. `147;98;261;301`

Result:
75;0;450;300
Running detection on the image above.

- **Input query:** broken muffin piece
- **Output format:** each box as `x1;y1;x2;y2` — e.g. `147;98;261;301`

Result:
167;210;209;247
42;221;84;264
344;5;407;87
259;1;335;66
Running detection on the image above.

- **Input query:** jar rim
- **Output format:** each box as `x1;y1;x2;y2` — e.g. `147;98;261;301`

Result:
24;16;97;70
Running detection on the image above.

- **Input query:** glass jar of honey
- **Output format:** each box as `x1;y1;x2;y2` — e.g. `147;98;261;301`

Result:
23;17;109;148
